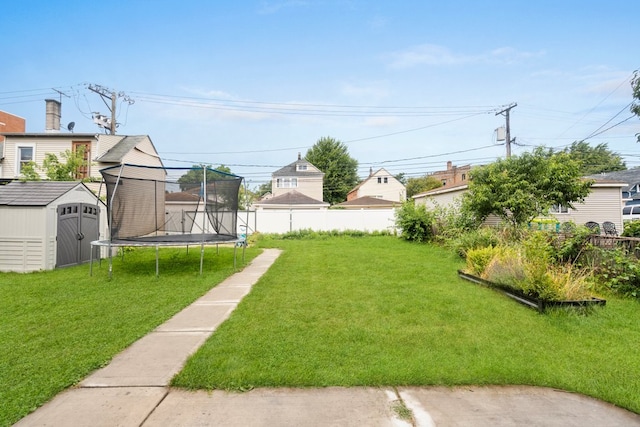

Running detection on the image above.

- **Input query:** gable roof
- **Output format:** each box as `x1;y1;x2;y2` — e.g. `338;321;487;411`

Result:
255;190;326;205
272;157;324;177
0;181;90;206
348;168;402;196
95;135;160;163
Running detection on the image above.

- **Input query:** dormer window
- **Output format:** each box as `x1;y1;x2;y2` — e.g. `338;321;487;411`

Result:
296;164;308;171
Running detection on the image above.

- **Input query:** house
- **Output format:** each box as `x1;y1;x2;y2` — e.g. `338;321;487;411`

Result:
346;167;405;203
586;168;640;222
270;153;324;201
0;101;163;192
413;177;626;233
429;161;471;188
0;181;107;272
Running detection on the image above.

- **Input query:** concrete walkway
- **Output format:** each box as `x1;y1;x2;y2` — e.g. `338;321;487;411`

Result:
15;248;640;426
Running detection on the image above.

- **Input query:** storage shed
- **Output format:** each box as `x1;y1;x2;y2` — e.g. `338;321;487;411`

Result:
0;181;106;272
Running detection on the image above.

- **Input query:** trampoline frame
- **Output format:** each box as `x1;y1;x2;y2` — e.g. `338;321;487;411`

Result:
91;163;248;277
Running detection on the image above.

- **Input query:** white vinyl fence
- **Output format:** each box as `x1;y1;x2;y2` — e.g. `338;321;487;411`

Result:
237;209;398;235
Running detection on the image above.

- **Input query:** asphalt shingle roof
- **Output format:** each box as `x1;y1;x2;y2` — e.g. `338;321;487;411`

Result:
0;181;82;206
257;190;325;205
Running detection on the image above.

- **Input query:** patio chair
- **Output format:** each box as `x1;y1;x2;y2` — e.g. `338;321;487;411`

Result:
602;221;618;236
584;221;600;235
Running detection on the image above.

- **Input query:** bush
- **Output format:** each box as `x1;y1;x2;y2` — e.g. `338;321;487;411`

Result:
592;248;640;298
449;227;502;258
395;201;435;243
465;246;500;277
622;220;640;238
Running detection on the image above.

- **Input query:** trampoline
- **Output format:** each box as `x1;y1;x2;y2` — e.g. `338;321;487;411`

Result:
90;164;246;277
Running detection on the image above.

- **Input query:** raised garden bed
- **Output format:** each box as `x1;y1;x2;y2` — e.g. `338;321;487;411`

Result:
457;270;606;312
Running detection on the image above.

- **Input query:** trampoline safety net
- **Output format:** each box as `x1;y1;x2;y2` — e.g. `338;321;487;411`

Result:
100;164;243;243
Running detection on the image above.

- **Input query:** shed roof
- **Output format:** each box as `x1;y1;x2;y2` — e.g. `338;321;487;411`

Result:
336;196;400;208
0;181;88;206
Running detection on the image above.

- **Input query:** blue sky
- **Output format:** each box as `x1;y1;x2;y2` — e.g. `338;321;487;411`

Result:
2;0;639;187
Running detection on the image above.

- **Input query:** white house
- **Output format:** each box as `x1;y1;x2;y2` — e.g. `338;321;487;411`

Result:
0;181;107;272
413;178;626;234
346;168;406;203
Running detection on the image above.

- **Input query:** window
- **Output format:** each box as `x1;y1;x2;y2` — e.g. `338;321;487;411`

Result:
550;204;569;214
384;177;388;183
462;173;466;181
441;179;447;186
296;164;308;171
276;177;298;188
377;177;382;183
17;145;34;174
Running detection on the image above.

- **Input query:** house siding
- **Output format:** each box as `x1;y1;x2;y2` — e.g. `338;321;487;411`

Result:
273;175;323;201
354;169;405;202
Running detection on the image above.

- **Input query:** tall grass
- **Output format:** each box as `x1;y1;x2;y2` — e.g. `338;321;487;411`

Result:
174;235;640;414
0;245;259;427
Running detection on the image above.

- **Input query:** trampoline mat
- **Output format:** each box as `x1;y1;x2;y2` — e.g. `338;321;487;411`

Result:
92;233;238;246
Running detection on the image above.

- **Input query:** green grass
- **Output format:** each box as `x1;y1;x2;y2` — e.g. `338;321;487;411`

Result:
0;245;259;427
173;235;640;414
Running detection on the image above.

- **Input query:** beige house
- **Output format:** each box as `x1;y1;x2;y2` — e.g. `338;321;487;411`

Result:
413;178;626;233
347;168;406;203
269;153;324;202
0;133;162;184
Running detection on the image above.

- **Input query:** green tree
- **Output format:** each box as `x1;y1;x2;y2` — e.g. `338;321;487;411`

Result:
177;164;232;191
462;147;592;229
19;161;40;181
632;70;640;142
255;181;272;198
562;141;626;174
405;175;442;198
41;146;87;181
305;136;359;204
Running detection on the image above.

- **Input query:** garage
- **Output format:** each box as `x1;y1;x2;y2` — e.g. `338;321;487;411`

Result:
0;181;107;272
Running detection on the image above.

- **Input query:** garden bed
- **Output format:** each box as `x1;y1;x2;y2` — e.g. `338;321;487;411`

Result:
457;270;606;312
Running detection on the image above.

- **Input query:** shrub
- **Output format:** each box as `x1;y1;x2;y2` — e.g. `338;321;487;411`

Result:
449;227;502;258
622;220;640;238
592;248;640;298
483;246;524;286
395;200;435;243
465;246;500;277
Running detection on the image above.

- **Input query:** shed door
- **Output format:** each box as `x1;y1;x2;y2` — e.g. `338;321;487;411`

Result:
57;203;100;268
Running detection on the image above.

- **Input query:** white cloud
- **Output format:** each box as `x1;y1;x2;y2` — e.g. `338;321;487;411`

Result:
387;43;544;68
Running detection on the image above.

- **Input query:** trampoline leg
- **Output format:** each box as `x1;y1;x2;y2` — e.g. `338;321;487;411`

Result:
234;244;237;270
89;247;93;276
199;243;205;275
156;245;159;278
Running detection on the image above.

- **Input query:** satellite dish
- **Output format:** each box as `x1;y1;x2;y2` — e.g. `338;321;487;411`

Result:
67;122;75;132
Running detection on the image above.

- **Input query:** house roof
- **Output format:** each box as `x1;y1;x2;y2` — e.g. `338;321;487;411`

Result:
413;183;468;199
255;190;326;205
272;157;324;177
587;169;640;191
0;181;90;206
335;196;400;208
95;135;159;163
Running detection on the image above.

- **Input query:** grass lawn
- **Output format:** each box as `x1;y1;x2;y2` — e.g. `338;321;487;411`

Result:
0;245;259;427
173;235;640;414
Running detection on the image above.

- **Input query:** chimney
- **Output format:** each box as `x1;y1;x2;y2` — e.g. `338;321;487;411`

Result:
298;152;301;160
446;160;452;171
45;99;61;132
369;167;373;177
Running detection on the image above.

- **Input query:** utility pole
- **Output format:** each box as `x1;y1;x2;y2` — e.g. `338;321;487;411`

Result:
87;84;135;134
496;103;517;157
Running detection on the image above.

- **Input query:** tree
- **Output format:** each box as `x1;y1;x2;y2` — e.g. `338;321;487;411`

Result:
41;146;88;181
305;136;359;205
177;164;232;191
632;71;640;142
255;181;272;198
562;141;625;174
405;175;442;198
462;147;592;229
